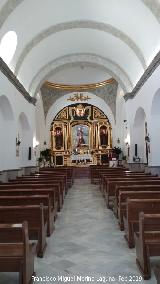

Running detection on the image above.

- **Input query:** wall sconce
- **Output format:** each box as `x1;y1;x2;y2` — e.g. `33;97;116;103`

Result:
145;134;150;143
124;138;129;146
117;138;120;144
16;137;21;146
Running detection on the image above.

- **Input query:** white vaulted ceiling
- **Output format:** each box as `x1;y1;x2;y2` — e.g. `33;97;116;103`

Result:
0;0;160;96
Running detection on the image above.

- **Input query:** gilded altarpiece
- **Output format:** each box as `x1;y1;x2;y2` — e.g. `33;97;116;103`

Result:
50;104;112;166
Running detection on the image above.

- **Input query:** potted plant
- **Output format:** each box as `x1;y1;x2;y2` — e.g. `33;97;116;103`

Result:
40;148;51;166
113;147;122;159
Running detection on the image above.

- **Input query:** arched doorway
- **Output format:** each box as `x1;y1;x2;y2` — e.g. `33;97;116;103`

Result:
132;107;147;163
50;103;112;166
150;89;160;166
17;112;32;167
0;95;15;170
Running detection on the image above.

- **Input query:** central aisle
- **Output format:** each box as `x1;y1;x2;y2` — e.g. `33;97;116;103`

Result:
35;179;156;284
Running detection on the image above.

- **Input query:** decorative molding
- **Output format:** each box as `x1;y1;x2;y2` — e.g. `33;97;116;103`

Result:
40;80;118;119
124;50;160;101
0;0;24;30
29;53;131;96
142;0;160;23
67;93;91;102
0;58;36;105
44;78;116;91
15;20;146;75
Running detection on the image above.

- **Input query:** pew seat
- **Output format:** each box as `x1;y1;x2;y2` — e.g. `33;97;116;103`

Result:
123;199;160;248
135;212;160;280
0;221;36;284
0;204;48;257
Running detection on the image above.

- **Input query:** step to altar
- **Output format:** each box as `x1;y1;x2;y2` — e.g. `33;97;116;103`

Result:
73;167;90;178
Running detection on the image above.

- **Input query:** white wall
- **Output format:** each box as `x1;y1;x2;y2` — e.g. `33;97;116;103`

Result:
0;72;36;171
125;64;160;166
35;91;46;158
115;86;129;157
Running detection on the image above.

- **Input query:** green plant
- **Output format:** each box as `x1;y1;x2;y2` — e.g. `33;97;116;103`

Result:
40;148;51;161
113;147;122;155
122;155;127;160
38;157;43;163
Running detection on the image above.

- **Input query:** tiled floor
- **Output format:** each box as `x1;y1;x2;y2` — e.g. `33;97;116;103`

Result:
0;179;158;283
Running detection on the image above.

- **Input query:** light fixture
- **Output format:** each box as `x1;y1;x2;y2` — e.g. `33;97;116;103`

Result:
33;137;40;149
16;137;21;146
117;138;120;144
145;134;150;143
16;133;21;146
124;134;130;147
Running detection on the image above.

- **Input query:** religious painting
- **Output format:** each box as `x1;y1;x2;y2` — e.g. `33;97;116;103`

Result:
54;126;63;150
70;104;90;120
100;125;108;146
72;125;89;148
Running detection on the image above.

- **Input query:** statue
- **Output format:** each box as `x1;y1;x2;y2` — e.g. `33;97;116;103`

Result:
54;127;63;149
100;126;108;146
77;127;85;147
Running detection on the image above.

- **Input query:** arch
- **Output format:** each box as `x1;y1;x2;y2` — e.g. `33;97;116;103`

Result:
0;95;15;170
45;92;116;146
150;88;160;166
133;107;146;127
18;112;30;130
14;20;146;75
142;0;160;24
17;112;32;167
0;0;23;30
0;94;14;121
29;53;132;96
132;107;147;163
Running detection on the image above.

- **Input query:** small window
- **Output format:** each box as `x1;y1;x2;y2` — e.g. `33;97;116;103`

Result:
0;31;17;65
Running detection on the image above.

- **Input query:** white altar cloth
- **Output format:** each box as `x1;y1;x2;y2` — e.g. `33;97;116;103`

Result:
71;154;92;162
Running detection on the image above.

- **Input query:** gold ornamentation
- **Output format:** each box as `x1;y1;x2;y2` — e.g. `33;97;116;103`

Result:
67;93;91;102
56;108;68;120
93;107;106;119
44;78;116;90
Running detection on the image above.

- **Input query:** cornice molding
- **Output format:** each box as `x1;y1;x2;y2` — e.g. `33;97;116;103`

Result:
0;58;36;105
30;53;131;96
124;50;160;101
0;0;24;30
41;80;118;119
44;78;116;91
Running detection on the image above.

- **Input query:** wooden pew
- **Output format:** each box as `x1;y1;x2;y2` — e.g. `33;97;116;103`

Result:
105;178;160;209
0;195;54;237
135;212;160;280
90;166;127;184
29;173;67;193
123;199;160;248
114;184;160;218
31;174;67;192
5;181;62;211
13;175;66;196
100;172;151;193
154;265;160;283
17;175;66;193
118;191;160;230
0;183;58;215
0;204;48;257
0;221;36;284
39;166;73;187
